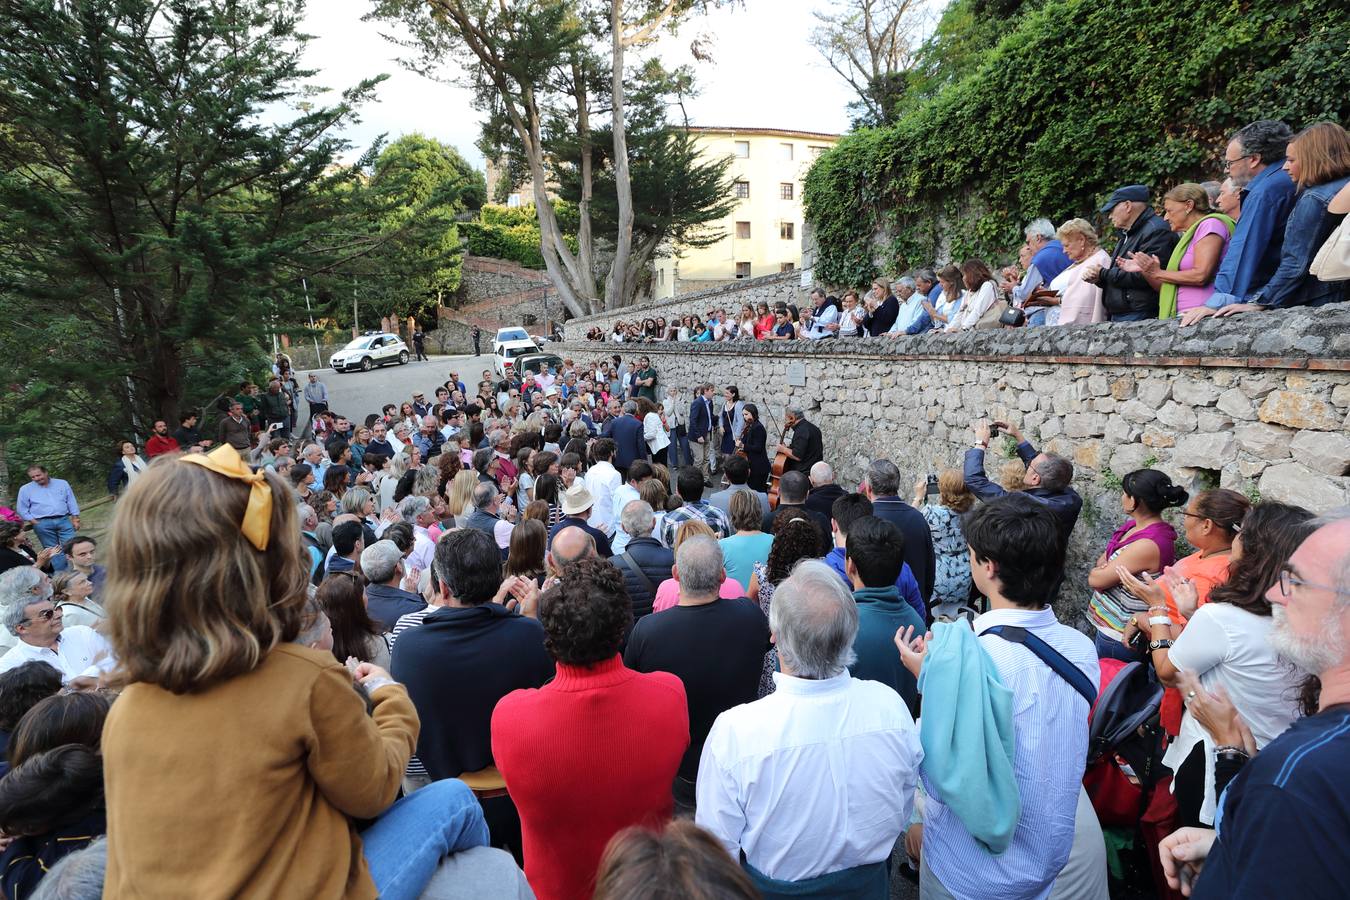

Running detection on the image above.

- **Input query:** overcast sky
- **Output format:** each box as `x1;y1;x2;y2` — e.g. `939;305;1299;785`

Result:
295;0;865;171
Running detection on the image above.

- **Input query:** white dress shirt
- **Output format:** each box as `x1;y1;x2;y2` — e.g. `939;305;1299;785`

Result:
697;671;923;882
922;606;1098;900
584;460;622;535
407;525;437;573
947;281;999;331
609;483;642;553
0;625;114;683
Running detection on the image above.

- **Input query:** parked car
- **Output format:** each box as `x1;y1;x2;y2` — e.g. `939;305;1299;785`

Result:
330;332;410;372
515;352;564;379
493;339;541;378
492;327;531;356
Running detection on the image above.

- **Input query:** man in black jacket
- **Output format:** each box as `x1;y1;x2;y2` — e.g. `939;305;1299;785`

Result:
687;383;718;482
861;458;936;602
1087;184;1179;321
804;461;846;520
775;407;823;475
609;499;674;621
389;529;551;853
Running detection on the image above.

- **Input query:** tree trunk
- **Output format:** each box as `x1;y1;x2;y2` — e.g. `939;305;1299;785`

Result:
604;0;636;312
572;58;596;292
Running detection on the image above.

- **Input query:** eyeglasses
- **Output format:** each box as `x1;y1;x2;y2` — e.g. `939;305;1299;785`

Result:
1278;567;1350;599
21;608;58;625
1222;156;1248;170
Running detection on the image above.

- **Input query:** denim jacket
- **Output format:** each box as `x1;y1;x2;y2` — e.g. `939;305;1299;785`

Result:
1254;173;1350;309
1208;162;1297;308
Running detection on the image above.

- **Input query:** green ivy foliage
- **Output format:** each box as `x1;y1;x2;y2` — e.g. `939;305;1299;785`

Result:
461;202;579;268
803;0;1350;286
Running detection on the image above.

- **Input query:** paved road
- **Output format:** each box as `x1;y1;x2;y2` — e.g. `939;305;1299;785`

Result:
299;353;493;424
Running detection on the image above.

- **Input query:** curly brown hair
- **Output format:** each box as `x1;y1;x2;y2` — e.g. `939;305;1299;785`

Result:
538;558;632;666
765;517;823;584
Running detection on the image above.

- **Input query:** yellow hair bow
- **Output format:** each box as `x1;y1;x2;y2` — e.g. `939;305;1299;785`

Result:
179;444;273;551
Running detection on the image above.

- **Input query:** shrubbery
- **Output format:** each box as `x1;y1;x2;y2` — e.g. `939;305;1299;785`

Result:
803;0;1350;286
462;202;580;269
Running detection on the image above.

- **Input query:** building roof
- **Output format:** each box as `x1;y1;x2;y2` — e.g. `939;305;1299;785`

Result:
685;125;842;142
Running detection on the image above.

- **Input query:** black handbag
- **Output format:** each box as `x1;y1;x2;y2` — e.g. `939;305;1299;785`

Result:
999;301;1026;327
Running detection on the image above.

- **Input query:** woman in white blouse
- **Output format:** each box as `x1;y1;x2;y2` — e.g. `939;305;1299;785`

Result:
837;289;865;337
924;264;966;329
945;259;999;331
636;396;671;464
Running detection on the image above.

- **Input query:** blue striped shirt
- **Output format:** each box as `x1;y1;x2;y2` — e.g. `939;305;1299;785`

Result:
922;606;1098;900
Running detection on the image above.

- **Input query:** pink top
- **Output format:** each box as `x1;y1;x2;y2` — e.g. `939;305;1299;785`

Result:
1176;218;1231;312
1105;518;1178;569
1057;248;1111;324
651;576;747;613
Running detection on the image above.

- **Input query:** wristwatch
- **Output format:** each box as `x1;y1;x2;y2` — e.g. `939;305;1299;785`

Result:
1148;638;1174;652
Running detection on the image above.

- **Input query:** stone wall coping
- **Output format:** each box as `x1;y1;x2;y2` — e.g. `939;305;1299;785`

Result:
565;270;803;326
557;304;1350;369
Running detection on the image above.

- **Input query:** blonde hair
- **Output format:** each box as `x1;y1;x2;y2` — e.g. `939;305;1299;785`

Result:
105;458;308;693
673;519;716;550
938;468;975;513
1289;121;1350;191
1056;217;1099;246
446;469;478;518
1163;182;1212;214
999;459;1027;492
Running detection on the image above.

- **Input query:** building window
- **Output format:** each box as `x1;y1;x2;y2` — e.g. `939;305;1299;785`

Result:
734;140;750;158
658;269;665;286
780;142;794;161
736;221;751;239
808;145;828;159
780;262;796;273
734;181;750;199
736;262;751;279
780;222;795;240
506;194;521;208
780;182;794;200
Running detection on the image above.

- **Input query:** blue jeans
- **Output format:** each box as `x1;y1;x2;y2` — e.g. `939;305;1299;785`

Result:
667;431;691;468
361;778;490;900
32;517;76;571
1095;628;1144;663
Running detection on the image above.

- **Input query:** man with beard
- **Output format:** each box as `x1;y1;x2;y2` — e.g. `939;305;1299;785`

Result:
1159;511;1350;899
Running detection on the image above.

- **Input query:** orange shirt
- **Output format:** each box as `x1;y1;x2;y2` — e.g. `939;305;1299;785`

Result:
1163;550;1233;624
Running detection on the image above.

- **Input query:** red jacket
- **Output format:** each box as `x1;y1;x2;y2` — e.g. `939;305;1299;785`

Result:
492;655;688;900
145;434;180;458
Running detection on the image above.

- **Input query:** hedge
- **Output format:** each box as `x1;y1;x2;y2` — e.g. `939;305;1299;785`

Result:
802;0;1350;286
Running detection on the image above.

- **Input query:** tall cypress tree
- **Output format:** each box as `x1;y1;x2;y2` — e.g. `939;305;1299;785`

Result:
0;0;379;455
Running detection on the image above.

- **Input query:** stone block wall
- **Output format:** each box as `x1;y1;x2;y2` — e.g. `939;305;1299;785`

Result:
563;270;808;338
557;304;1350;621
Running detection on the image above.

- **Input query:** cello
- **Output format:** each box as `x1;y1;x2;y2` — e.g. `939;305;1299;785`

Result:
766;409;792;510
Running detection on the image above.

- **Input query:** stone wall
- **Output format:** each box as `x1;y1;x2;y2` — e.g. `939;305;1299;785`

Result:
557;304;1350;621
448;256;557;334
563;270;807;338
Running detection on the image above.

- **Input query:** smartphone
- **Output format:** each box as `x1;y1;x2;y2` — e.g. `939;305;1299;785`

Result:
925;474;941;501
989;423;1001;438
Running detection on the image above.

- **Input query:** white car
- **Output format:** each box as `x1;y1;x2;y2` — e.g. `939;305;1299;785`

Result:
492;327;532;356
330;332;410;372
493;338;541;378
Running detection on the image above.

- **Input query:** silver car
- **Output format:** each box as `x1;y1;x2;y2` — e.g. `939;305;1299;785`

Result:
330;333;411;372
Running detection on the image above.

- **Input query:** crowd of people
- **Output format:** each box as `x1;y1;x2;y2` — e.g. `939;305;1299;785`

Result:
588;119;1349;343
0;119;1346;900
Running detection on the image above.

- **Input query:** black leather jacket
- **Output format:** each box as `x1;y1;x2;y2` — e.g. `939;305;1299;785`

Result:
1097;206;1179;317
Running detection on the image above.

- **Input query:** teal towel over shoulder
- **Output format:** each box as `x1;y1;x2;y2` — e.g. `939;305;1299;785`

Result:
917;621;1020;854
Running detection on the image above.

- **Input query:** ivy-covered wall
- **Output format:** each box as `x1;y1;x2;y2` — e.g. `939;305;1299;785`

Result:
802;0;1350;286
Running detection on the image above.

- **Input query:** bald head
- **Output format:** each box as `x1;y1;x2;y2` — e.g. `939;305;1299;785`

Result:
549;526;596;573
332;513;360;527
809;462;835;488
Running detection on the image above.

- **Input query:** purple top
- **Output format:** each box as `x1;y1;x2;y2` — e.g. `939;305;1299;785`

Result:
1177;218;1231;312
1106;519;1178;569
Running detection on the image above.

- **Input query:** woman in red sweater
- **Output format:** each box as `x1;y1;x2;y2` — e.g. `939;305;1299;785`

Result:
492;557;689;900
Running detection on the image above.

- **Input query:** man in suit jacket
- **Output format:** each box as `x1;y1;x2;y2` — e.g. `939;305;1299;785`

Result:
774;407;823;475
686;383;718;480
861;458;936;603
804;461;847;520
608;400;649;480
708;455;770;520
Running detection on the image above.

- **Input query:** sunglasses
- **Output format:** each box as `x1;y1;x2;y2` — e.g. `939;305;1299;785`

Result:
22;607;58;625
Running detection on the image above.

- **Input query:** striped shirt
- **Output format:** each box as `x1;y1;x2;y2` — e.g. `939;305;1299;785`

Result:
390;607;438;779
922;606;1099;900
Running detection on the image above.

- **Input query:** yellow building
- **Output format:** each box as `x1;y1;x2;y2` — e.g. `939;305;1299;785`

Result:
652;126;840;298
